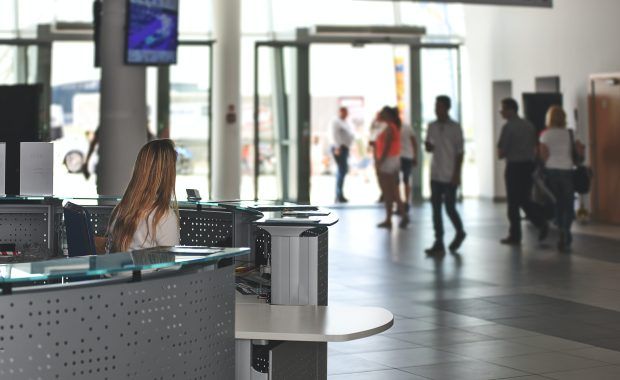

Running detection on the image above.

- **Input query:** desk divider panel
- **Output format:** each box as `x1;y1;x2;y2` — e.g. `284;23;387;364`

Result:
0;204;54;258
84;206;235;248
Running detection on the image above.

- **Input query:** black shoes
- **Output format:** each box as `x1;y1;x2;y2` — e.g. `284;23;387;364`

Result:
538;222;549;242
425;242;446;256
500;237;521;246
449;231;467;252
377;221;392;229
335;196;349;203
398;215;410;229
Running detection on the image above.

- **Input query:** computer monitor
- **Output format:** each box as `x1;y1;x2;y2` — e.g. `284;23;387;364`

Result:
125;0;179;65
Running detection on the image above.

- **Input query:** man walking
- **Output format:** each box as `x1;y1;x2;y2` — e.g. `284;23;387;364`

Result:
497;98;548;245
425;96;466;255
330;107;354;203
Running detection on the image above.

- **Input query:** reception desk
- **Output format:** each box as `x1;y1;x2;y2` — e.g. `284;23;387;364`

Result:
0;247;249;379
0;197;392;380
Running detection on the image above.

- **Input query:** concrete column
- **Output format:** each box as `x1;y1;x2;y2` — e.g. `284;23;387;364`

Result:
212;0;241;199
97;0;147;196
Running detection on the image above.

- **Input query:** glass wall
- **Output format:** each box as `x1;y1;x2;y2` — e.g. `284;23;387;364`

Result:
170;45;212;198
1;0;469;199
50;42;100;197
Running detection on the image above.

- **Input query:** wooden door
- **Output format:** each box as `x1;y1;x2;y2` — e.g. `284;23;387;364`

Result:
590;76;620;224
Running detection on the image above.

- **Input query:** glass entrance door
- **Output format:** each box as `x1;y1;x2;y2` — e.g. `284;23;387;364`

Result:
253;43;310;202
169;43;213;199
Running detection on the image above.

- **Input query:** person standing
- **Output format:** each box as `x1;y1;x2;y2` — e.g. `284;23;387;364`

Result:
539;106;585;252
424;96;466;255
330;107;354;203
497;98;548;245
368;111;387;203
400;123;418;212
375;106;408;229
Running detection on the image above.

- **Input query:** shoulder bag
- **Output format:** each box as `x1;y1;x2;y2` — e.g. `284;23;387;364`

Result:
568;130;591;194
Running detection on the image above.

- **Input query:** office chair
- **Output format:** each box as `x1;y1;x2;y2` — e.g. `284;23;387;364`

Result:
63;202;97;257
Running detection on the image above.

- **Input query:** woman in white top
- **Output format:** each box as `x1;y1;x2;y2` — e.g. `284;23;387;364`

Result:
107;139;180;252
539;106;584;252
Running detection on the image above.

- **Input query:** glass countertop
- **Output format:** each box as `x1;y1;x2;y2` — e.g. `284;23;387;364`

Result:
0;246;250;284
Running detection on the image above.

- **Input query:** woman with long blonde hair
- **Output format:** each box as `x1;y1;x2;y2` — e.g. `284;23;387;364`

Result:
107;139;180;252
539;106;585;252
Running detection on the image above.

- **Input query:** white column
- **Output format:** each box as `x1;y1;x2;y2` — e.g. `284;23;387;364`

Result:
212;0;242;199
97;0;148;196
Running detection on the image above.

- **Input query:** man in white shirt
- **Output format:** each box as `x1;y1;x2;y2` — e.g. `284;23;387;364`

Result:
424;96;466;255
330;107;354;203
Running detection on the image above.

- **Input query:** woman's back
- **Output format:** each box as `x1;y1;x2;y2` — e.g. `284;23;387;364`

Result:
540;128;572;170
107;139;180;252
129;208;180;250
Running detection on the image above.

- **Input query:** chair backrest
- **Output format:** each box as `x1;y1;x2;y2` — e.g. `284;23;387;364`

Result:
63;202;96;257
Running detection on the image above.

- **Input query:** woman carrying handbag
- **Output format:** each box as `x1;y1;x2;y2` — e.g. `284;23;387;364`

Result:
538;106;585;252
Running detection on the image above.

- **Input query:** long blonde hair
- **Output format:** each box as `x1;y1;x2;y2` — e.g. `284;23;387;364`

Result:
545;105;567;128
108;139;178;252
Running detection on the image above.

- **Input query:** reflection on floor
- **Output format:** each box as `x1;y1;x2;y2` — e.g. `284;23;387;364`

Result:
328;200;620;379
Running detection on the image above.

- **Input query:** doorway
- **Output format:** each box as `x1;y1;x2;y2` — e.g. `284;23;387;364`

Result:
589;74;620;224
252;29;462;204
492;80;512;200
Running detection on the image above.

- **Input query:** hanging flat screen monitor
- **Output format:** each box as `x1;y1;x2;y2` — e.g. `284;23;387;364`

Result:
125;0;179;65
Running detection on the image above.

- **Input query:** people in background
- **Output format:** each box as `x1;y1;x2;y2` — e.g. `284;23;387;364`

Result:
368;112;387;202
399;122;418;212
106;139;180;252
424;95;466;255
539;106;585;252
497;98;548;245
330;107;355;203
375;106;409;229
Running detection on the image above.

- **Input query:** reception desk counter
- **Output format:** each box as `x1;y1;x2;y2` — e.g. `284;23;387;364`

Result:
0;247;249;380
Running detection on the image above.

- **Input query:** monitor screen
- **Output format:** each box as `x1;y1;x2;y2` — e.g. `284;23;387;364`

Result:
125;0;179;65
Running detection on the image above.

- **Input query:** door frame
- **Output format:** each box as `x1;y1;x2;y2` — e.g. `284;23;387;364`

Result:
253;29;462;203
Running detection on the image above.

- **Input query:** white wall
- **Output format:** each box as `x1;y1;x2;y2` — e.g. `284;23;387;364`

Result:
463;0;620;198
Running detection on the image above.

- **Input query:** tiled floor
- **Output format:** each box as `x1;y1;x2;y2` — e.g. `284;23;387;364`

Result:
327;200;620;379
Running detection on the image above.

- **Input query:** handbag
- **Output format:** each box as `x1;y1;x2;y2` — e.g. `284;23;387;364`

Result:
568;130;591;194
531;164;556;220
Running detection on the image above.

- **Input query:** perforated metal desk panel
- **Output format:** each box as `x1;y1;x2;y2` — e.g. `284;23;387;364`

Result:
0;197;264;261
0;197;62;259
0;248;249;380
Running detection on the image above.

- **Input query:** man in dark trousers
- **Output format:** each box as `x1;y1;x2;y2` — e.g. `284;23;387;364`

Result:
424;96;466;255
330;107;354;203
497;98;548;245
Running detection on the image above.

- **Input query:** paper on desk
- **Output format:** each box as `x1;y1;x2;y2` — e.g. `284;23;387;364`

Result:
20;142;53;196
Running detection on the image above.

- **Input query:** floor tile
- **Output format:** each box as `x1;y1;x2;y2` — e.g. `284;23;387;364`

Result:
544;365;620;380
328;369;429;380
439;339;549;359
462;324;540;339
402;360;528;380
389;328;495;347
383;318;439;334
418;311;495;328
328;353;390;375
329;335;421;354
357;347;470;368
509;335;592;351
564;347;620;365
488;352;606;373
